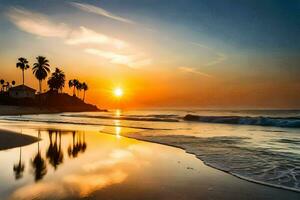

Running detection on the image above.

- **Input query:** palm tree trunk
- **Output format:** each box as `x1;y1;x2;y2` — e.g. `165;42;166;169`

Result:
83;91;86;102
22;70;25;85
73;86;76;96
39;80;42;93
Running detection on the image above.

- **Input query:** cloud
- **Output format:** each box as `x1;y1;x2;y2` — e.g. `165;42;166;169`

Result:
7;7;70;38
66;26;127;49
85;48;133;64
191;42;227;66
129;58;152;68
178;66;212;77
71;2;135;24
190;42;211;50
7;7;128;49
84;48;151;68
6;7;150;69
205;53;227;66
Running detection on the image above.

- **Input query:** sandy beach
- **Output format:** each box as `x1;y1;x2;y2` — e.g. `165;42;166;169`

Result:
0;105;105;116
0;114;299;200
0;129;39;150
0;105;62;116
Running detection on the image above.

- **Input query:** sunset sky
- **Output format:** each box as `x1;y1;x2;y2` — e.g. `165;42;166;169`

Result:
0;0;299;109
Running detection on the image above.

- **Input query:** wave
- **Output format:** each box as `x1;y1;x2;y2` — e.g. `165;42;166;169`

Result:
184;114;300;128
0;117;174;131
101;132;300;192
61;114;180;122
61;113;300;128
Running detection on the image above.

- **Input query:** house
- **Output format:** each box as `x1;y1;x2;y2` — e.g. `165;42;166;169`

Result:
9;85;36;99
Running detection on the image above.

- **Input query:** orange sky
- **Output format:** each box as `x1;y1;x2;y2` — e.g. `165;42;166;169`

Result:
0;1;300;109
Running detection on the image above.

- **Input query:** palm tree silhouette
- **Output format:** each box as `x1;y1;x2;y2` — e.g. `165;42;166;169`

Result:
47;68;66;93
16;57;30;85
5;82;10;91
0;79;4;92
82;82;88;101
68;79;79;96
13;147;25;180
32;56;50;93
76;82;83;97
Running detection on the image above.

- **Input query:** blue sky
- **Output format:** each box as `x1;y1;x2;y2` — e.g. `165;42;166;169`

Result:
1;0;299;50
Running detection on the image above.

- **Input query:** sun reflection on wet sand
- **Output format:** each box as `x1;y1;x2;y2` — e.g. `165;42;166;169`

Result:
2;126;155;200
115;126;122;139
1;120;299;200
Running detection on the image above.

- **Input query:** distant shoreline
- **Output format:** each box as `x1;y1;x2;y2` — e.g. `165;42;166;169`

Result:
0;105;107;116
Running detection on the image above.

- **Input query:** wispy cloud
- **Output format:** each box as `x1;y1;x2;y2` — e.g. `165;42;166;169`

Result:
66;26;127;49
190;42;211;50
71;2;135;24
85;48;132;65
178;66;212;77
6;7;151;69
129;58;152;68
205;53;227;66
85;48;151;68
7;7;70;38
191;42;228;66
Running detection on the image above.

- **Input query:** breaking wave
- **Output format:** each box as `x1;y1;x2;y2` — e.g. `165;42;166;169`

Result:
106;133;300;192
183;114;300;128
61;114;180;122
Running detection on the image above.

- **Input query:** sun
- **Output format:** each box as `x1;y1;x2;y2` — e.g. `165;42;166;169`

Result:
114;88;123;97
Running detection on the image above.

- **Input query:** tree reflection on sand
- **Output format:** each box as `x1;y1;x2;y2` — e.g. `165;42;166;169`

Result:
13;147;25;180
13;129;87;182
46;130;63;170
68;131;87;158
31;130;47;182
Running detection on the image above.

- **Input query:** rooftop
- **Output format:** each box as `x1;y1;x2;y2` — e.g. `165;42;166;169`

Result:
9;85;36;92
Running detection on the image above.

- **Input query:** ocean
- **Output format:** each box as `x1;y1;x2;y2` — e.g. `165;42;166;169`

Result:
0;109;300;193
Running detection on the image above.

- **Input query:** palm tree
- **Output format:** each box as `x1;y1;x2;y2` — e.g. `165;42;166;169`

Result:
5;82;10;91
82;82;88;101
47;68;66;92
32;56;50;93
68;80;74;96
76;81;82;97
0;79;4;92
68;79;79;96
16;57;30;85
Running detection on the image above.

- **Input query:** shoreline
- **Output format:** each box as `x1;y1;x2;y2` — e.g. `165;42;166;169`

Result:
102;132;300;194
0;105;107;116
0;129;39;150
0;111;299;194
0;119;299;199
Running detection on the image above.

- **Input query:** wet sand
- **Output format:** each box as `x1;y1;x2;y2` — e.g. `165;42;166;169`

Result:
0;105;59;116
0;105;105;116
0;129;39;150
0;123;298;200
